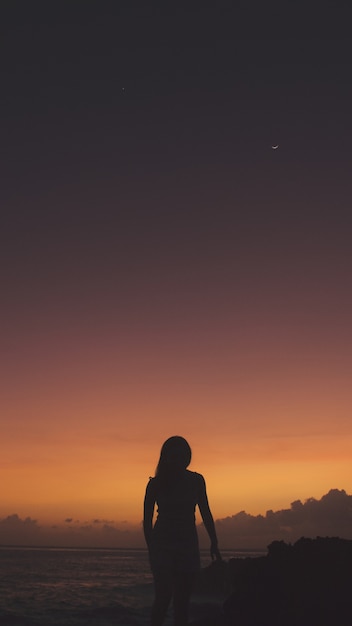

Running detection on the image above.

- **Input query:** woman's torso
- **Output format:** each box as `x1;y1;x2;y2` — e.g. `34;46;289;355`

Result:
152;470;200;541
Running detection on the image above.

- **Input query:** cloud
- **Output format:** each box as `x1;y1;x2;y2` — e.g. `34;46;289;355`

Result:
204;489;352;549
0;514;41;545
0;514;143;548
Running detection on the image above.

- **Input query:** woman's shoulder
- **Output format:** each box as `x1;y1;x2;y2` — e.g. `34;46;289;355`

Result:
186;470;205;485
145;476;157;493
185;471;206;501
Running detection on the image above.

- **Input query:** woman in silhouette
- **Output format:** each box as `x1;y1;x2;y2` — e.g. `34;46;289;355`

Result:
143;435;221;626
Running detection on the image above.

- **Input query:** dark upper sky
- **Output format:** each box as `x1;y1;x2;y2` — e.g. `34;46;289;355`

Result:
2;6;352;328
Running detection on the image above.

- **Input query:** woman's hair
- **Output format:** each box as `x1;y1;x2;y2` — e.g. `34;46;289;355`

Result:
155;436;192;486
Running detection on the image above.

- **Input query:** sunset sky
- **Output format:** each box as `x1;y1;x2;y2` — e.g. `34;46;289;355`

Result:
1;7;352;545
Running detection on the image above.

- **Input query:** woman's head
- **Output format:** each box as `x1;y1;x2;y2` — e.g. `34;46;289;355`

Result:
156;436;192;477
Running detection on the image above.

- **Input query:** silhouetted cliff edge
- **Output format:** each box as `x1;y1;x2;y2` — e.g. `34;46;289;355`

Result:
192;536;352;626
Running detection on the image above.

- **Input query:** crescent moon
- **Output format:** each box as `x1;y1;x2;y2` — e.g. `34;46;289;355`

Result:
271;145;279;150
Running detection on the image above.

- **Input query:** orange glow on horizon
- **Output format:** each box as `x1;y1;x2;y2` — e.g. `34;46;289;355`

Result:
2;420;352;526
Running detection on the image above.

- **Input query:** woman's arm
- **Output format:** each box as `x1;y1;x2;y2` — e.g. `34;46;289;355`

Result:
197;474;221;560
143;479;156;547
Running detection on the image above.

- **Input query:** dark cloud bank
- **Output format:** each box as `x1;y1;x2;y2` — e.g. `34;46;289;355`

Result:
205;488;352;549
1;489;351;549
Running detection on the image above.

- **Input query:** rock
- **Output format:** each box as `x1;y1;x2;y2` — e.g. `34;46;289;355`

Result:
222;537;352;626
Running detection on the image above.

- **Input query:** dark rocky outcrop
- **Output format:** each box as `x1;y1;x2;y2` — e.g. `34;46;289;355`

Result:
193;536;352;626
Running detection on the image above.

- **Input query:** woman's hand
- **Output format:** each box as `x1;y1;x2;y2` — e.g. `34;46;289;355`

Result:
210;541;222;561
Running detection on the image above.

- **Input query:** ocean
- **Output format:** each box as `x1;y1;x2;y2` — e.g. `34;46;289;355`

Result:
0;546;262;625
